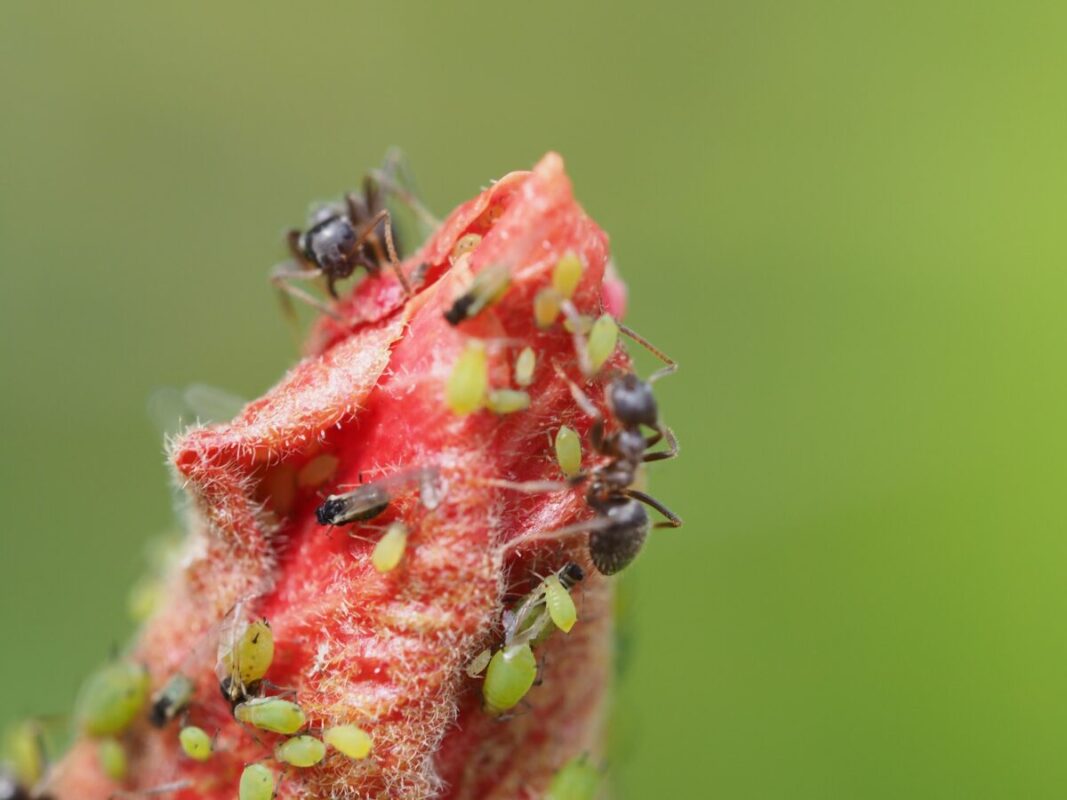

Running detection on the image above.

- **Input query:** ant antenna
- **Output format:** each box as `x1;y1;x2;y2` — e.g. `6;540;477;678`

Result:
617;322;678;382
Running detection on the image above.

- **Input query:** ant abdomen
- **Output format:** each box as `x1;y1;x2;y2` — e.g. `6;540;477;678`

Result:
588;498;650;575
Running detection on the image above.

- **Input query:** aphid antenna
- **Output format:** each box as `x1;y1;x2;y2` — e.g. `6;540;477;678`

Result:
617;322;678;382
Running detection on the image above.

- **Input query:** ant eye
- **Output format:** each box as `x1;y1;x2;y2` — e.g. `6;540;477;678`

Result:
552;252;584;299
514;346;536;387
372;523;408;573
586;314;619;373
274;736;326;768
546;756;600;800
555;426;583;477
234;698;306;735
178;726;213;762
323;725;373;760
446;340;488;414
486;389;531;415
544;575;578;633
239;763;275;800
76;661;150;737
482;644;538;715
96;737;127;781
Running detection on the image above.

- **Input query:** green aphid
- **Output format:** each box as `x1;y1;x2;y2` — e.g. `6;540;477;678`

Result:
234;698;306;735
534;287;563;328
544;575;578;633
514;346;536;387
238;763;275;800
3;719;46;786
546;756;601;800
97;737;127;782
482;644;538;715
178;726;212;762
218;616;274;705
445;340;488;414
149;672;195;727
552;252;584;299
555;425;583;478
274;735;326;768
586;314;619;374
486;389;531;415
77;661;150;737
322;725;373;760
372;522;408;573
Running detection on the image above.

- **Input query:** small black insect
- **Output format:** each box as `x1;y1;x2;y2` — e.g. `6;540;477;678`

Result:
148;673;194;728
315;467;445;528
271;175;410;320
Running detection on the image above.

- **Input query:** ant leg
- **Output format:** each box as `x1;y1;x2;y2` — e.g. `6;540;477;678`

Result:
345;189;370;226
501;517;608;557
618;322;678;382
286;228;304;260
551;363;604;424
623;489;683;528
270;262;344;322
642;425;679;463
475;477;578;494
354;208;411;294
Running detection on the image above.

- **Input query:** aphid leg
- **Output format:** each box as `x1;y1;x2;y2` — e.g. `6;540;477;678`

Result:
618;322;678;382
353;207;411;295
642;425;680;463
270;262;344;322
623;489;683;528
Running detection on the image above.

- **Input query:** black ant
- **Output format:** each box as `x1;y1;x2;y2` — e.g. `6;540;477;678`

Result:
271;174;410;321
490;325;682;575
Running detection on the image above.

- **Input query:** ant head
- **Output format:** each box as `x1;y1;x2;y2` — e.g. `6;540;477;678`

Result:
607;373;658;429
559;562;585;589
304;216;357;276
588;497;650;575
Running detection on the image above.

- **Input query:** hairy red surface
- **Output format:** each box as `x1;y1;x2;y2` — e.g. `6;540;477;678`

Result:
49;153;625;799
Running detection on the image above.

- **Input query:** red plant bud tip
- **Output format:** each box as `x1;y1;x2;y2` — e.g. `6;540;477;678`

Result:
50;153;630;799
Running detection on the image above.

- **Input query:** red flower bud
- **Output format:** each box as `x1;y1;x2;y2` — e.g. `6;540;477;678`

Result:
49;153;632;799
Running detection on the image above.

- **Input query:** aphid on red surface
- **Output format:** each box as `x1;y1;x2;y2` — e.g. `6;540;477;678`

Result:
315;466;445;527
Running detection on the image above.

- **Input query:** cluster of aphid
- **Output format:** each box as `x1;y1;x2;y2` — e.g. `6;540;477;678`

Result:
1;605;376;800
3;160;677;800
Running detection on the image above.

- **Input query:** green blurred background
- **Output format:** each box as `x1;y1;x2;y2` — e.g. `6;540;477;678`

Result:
3;2;1066;797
